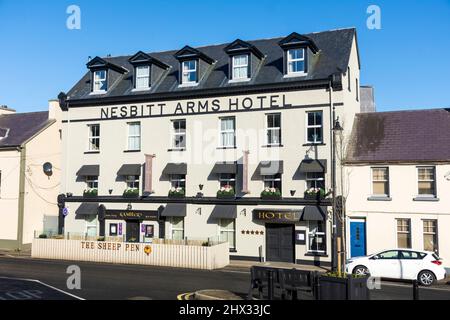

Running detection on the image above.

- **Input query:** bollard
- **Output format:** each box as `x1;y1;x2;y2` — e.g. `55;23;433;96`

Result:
313;271;321;300
267;270;274;300
413;280;420;300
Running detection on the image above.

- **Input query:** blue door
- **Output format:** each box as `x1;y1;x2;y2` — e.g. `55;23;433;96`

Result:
350;221;366;257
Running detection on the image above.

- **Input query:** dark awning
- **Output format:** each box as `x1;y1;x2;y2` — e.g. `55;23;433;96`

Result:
160;203;187;217
258;160;284;175
299;159;327;173
301;206;327;221
75;203;99;216
211;162;237;174
210;205;237;219
162;163;187;175
117;164;141;176
76;165;99;176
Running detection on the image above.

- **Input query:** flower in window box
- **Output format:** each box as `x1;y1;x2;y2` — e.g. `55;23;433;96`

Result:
168;187;185;198
304;188;328;199
217;185;235;199
83;189;98;197
260;188;282;199
123;188;139;198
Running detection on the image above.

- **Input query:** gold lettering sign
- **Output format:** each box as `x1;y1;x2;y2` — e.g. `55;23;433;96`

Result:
253;210;301;223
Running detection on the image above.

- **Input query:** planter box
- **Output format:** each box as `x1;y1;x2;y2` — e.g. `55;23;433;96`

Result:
318;275;370;300
217;193;236;199
260;194;282;200
83;193;98;198
304;194;323;200
123;193;139;198
168;193;185;198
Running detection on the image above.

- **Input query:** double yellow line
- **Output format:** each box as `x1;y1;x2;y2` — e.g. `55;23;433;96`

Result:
177;292;194;300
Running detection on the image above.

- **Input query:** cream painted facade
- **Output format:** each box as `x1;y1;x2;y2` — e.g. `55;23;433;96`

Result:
59;31;361;266
0;101;62;250
345;164;450;268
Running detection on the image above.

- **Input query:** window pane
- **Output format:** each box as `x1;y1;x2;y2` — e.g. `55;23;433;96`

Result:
373;182;388;195
418;181;434;195
398;234;411;248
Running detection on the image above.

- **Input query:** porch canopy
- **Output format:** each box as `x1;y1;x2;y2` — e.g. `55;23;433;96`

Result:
211;162;237;174
257;160;284;176
160;203;187;217
76;165;99;176
209;205;237;219
300;206;327;221
75;202;99;216
117;164;141;176
298;159;327;173
162;163;187;175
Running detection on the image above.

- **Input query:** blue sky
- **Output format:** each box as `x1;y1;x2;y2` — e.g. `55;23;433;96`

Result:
0;0;449;112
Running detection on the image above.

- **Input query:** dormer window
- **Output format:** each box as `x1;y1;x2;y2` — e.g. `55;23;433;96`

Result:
232;55;249;80
287;48;305;74
93;70;107;92
135;65;150;89
181;60;198;84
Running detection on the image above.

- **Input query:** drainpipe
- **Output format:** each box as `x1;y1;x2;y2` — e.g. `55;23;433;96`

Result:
329;78;337;272
17;145;26;250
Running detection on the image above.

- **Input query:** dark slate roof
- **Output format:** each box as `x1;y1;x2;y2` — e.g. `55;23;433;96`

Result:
67;28;356;102
346;109;450;163
0;111;51;148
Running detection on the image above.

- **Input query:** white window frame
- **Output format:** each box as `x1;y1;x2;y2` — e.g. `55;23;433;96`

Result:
87;124;100;151
219;173;236;189
127;122;141;151
232;54;249;80
305;172;325;190
93;70;107;92
417;166;436;197
397;218;411;249
86;175;98;190
86;216;98;237
263;174;282;190
307;221;326;253
371;167;390;197
125;175;140;189
219;219;236;249
423;219;438;253
170;217;184;240
287;48;306;75
181;60;197;84
135;65;150;89
266;113;281;146
171;119;186;149
305;111;323;144
219;117;236;148
170;174;186;189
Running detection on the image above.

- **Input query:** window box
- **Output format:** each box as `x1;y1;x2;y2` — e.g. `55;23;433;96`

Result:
83;189;98;198
123;188;139;198
168;187;185;198
304;188;327;200
260;188;282;200
217;186;236;199
318;273;370;300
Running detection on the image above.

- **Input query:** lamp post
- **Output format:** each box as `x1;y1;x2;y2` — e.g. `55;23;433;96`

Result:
331;115;344;273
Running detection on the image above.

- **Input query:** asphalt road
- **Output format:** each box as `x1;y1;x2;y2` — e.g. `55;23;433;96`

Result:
0;256;449;300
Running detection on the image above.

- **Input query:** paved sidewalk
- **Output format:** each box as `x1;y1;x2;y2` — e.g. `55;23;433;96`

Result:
227;260;330;272
0;249;31;258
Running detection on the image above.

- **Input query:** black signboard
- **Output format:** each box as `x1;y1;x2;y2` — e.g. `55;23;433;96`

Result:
253;209;302;224
295;230;307;245
104;210;158;221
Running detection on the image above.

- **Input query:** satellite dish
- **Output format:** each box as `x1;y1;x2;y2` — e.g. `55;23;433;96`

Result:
43;162;53;176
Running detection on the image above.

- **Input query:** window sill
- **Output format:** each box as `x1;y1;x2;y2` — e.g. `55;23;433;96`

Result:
124;150;141;153
228;78;251;83
89;91;107;95
367;196;392;201
168;148;186;152
131;88;151;92
217;146;237;150
261;144;283;148
283;73;308;78
303;143;326;147
84;151;100;154
178;83;199;88
413;197;439;202
305;252;328;257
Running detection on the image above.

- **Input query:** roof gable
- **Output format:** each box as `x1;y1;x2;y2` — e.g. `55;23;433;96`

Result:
278;32;319;53
128;51;170;70
174;45;215;64
87;56;128;74
224;39;265;59
0;112;51;148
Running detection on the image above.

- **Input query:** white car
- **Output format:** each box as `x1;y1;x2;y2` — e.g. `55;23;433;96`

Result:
346;249;446;286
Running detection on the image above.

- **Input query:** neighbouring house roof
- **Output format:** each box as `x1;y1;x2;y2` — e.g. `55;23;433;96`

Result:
66;28;357;104
346;109;450;163
0;111;51;148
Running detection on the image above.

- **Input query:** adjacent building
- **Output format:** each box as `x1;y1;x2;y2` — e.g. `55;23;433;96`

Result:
0;102;61;250
57;28;362;266
345;109;450;267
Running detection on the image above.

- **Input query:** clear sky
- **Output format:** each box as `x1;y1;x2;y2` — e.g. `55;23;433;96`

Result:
0;0;449;113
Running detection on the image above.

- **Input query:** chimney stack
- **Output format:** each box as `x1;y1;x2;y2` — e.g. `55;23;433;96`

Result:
0;105;16;115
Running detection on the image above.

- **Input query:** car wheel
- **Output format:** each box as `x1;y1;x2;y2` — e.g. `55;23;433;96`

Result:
418;270;436;286
353;265;370;276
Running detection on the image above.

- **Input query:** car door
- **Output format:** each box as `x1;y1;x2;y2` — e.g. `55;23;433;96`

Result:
399;250;425;280
370;250;401;279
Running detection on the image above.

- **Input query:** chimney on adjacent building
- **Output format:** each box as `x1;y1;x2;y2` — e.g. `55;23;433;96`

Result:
0;105;16;116
360;86;376;113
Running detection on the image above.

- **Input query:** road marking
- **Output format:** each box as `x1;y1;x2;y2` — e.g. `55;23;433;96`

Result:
177;292;194;300
0;276;85;300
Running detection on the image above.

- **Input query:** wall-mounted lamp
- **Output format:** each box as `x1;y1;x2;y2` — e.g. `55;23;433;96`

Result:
240;209;247;216
290;190;296;197
199;184;204;191
127;203;132;210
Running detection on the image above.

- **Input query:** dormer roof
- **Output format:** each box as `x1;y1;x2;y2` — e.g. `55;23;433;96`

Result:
128;51;170;70
174;46;215;64
224;39;265;59
86;56;128;74
278;32;319;53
